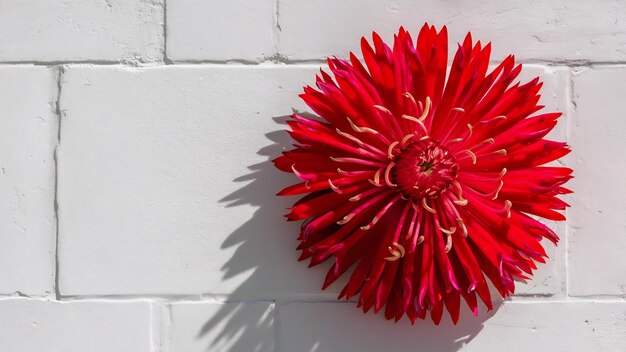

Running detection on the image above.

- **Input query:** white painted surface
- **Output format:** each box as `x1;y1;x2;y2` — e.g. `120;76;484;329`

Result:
0;67;57;295
279;0;626;63
168;301;275;352
0;299;152;352
0;0;624;351
279;301;626;352
167;0;276;62
0;0;164;63
568;67;626;297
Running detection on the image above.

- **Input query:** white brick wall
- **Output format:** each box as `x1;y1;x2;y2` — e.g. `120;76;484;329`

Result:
0;1;624;351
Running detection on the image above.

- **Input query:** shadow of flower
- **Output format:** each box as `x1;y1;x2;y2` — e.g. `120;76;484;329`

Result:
196;115;501;351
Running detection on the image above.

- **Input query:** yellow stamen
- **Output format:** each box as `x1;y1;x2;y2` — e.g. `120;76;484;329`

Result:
328;179;341;193
456;218;468;238
394;242;406;257
347;117;382;135
337;213;354;225
370;167;383;187
419;96;432;122
440;226;457;235
491;180;504;200
400;134;415;147
422;198;436;214
504;200;512;219
461;149;477;164
403;92;416;103
384;242;406;261
384;162;397;187
361;215;382;231
444;234;453;253
454;199;468;206
387;141;399;159
472;138;495;150
335;128;380;155
449;137;463;144
401;114;428;133
373;105;394;116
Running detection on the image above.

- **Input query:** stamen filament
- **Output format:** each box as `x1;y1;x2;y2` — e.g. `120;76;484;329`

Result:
330;156;387;167
491;180;504;200
387;141;399;159
384;162;397;187
456;218;468;238
419;96;432;122
452;181;468;206
401;114;428;134
337;213;354;225
444;234;453;253
328;179;342;193
400;134;415;147
384;242;406;261
422;198;436;213
504;200;512;219
460;149;477;164
335;128;386;157
439;226;457;235
346;117;391;145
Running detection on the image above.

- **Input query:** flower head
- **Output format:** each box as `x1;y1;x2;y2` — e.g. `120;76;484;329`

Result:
274;24;572;324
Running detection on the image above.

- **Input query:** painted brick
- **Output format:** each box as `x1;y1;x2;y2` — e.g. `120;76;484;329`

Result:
167;0;276;62
0;299;151;352
569;66;626;296
278;301;626;352
278;0;626;63
0;0;163;62
0;66;56;295
58;65;346;297
168;301;275;352
513;66;569;296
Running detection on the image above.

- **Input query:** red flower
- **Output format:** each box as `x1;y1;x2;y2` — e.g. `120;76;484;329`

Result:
273;24;572;324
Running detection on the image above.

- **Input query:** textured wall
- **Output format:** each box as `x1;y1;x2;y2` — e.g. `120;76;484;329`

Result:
0;0;625;351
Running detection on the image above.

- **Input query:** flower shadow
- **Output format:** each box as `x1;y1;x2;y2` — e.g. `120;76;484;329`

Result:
197;115;501;351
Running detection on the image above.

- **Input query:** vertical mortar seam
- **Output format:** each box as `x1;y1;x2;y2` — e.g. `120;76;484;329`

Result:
273;299;280;352
162;0;173;64
52;65;64;300
565;67;576;300
150;301;171;352
273;0;281;57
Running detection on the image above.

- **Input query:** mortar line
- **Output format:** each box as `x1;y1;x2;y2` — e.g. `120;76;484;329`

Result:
273;299;280;352
162;0;173;65
52;66;64;300
565;67;576;300
273;0;281;57
2;60;626;67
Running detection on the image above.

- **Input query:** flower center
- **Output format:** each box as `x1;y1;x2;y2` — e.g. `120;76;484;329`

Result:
392;139;458;200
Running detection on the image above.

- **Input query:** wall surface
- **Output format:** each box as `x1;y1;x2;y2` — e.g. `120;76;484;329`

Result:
0;0;625;351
